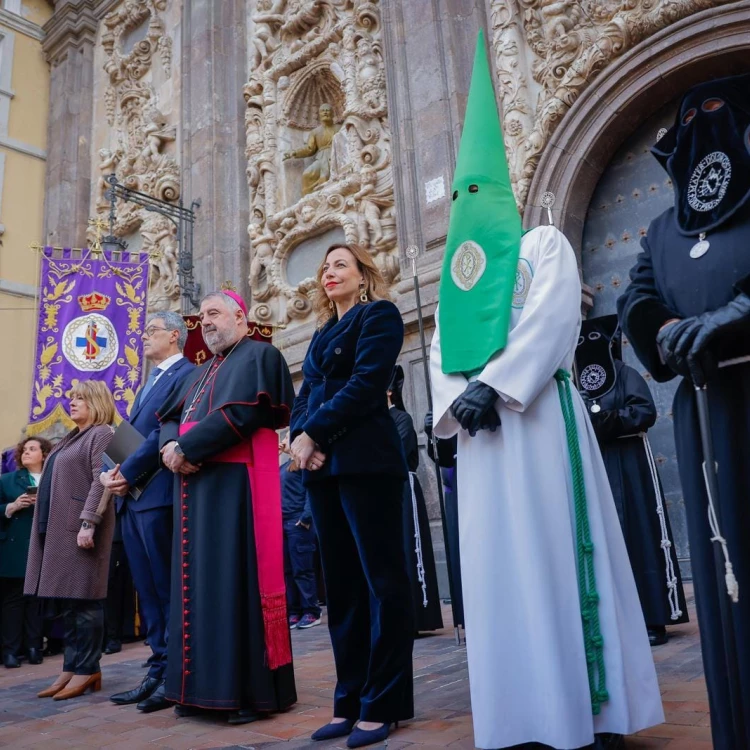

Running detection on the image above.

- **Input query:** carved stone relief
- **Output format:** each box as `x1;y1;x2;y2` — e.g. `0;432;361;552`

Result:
245;0;398;328
89;0;181;312
489;0;736;210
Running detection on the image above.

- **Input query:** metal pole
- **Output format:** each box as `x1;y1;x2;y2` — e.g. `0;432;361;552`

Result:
406;245;462;644
694;384;745;741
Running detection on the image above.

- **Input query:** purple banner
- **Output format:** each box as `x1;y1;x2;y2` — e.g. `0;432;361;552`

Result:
27;247;149;435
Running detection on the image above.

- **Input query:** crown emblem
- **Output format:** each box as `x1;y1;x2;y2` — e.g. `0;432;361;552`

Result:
77;292;112;312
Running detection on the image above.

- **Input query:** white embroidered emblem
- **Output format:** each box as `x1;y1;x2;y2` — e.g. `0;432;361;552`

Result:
687;151;731;212
512;258;534;308
62;313;119;372
451;241;487;291
580;364;607;392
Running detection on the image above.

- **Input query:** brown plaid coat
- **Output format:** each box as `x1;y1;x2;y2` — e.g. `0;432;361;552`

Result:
24;425;115;601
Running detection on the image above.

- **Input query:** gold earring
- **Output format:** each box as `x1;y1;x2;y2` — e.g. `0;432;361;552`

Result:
328;300;334;310
359;284;368;304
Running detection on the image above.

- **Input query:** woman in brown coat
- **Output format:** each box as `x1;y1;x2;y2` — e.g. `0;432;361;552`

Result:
25;381;116;700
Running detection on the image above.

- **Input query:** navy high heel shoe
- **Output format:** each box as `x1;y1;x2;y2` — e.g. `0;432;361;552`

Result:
346;721;398;748
311;718;355;741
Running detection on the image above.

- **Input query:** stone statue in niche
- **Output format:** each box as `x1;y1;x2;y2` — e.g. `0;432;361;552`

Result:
283;103;340;196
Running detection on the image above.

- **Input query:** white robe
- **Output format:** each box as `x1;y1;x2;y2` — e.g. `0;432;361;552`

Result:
430;226;664;749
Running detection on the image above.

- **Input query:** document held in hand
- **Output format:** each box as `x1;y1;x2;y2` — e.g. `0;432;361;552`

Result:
103;419;149;500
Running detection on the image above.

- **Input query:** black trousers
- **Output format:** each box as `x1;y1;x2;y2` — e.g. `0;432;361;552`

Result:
62;600;104;676
0;578;42;656
283;519;321;617
105;541;137;644
308;475;414;723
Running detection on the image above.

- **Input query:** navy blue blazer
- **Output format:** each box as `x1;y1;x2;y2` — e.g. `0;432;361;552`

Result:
291;300;407;482
117;356;195;513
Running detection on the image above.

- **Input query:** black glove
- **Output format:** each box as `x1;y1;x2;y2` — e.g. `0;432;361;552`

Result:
686;292;750;386
450;381;500;437
656;293;750;386
656;318;701;380
423;411;433;436
477;405;501;434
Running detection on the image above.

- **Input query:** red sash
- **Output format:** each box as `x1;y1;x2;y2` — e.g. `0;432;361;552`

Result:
179;423;291;670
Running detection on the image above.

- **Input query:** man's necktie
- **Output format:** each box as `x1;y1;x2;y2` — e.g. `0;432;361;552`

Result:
137;367;161;406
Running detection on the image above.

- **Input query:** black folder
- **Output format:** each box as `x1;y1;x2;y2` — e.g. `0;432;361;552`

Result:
103;419;150;500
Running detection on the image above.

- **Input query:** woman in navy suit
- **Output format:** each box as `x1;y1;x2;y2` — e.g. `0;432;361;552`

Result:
290;243;414;749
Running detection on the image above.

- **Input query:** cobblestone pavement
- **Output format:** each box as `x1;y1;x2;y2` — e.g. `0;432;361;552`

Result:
0;586;710;749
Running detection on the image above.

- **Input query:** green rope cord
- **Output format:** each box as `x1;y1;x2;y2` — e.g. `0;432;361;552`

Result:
554;369;609;715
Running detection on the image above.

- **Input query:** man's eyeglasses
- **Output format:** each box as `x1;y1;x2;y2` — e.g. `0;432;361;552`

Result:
143;326;169;338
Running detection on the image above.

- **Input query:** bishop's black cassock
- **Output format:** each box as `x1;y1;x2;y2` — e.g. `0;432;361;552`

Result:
157;336;296;714
575;318;688;636
618;74;750;750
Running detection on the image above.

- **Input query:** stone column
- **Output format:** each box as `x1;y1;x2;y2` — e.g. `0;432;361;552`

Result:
180;0;250;301
42;0;98;247
381;0;489;597
382;0;489;402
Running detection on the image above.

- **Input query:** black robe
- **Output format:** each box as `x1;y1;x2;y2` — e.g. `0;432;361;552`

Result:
585;361;688;629
390;407;444;633
426;435;464;628
157;337;297;712
618;203;750;749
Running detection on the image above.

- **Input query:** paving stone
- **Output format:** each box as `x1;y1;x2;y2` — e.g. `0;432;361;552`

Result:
0;588;716;748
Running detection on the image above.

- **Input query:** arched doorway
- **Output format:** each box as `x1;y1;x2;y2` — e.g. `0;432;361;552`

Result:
580;100;688;568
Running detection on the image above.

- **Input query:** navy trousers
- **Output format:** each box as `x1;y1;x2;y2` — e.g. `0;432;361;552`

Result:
120;504;172;679
283;520;321;617
308;475;414;723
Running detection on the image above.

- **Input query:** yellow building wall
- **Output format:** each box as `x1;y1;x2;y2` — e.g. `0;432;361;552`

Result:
0;0;52;452
20;0;51;28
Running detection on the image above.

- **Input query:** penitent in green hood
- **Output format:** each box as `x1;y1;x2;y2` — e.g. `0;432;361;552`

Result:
438;29;523;376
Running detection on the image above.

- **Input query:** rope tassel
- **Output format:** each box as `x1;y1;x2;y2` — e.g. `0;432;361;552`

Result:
555;370;608;715
408;472;428;608
640;434;684;621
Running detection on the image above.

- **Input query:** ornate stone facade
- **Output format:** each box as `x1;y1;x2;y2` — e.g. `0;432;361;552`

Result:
244;0;398;328
89;0;181;312
489;0;737;210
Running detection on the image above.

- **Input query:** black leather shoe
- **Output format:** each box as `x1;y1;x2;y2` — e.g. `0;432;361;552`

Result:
103;640;122;655
228;709;265;725
174;703;202;718
3;654;20;669
110;675;160;705
27;648;43;665
137;679;171;713
648;627;668;647
594;734;624;750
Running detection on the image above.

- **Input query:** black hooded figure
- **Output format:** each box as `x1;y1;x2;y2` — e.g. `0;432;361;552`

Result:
387;367;444;633
618;73;750;750
575;316;688;647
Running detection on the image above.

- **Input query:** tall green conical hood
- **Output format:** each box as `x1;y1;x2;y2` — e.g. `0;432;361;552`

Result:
438;29;523;376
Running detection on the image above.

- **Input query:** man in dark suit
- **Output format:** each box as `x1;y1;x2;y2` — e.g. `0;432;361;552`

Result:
101;311;193;713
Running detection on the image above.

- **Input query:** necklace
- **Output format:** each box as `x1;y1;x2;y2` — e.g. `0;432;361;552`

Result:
689;232;710;259
181;340;239;424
